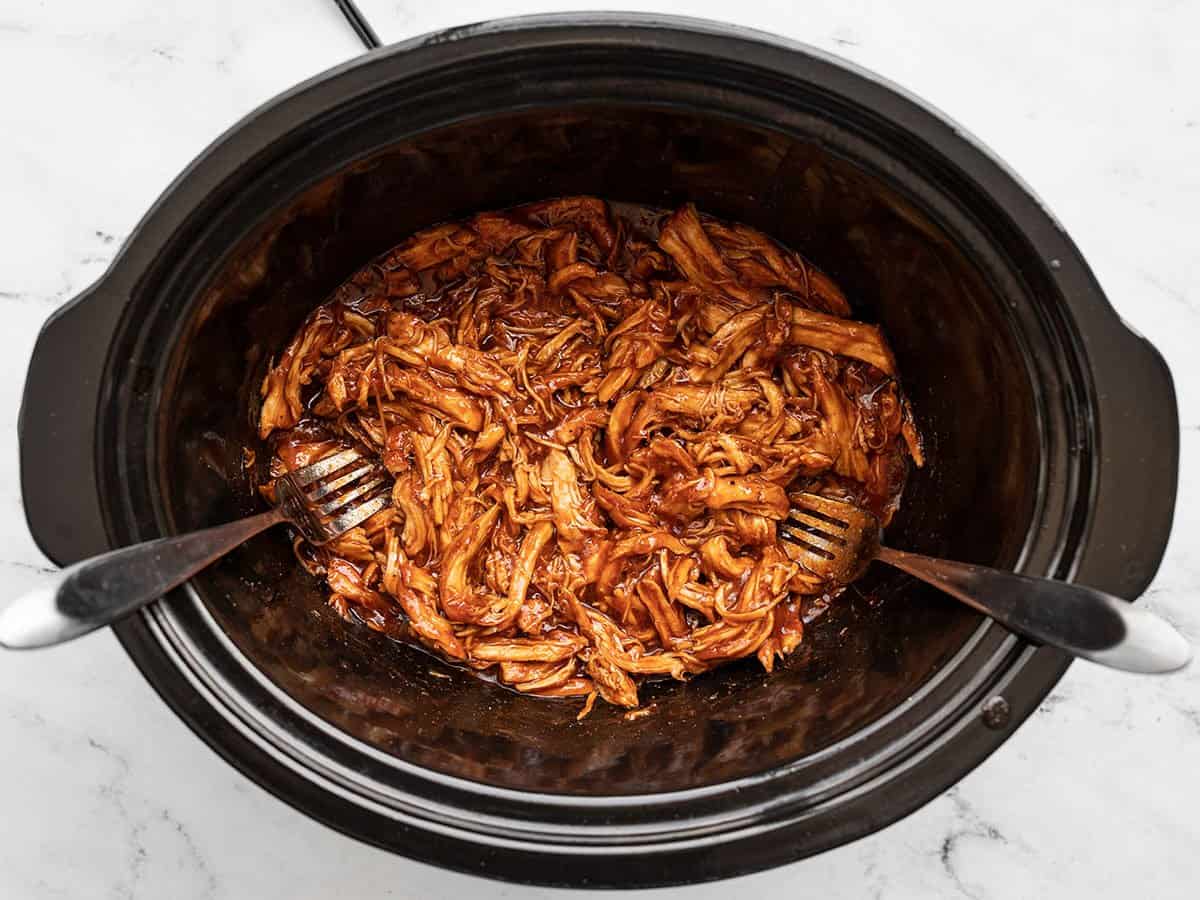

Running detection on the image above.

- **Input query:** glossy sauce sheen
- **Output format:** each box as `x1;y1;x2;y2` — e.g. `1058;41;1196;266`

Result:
257;197;922;711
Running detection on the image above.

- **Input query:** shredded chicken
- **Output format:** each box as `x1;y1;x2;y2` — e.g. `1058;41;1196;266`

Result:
259;197;922;711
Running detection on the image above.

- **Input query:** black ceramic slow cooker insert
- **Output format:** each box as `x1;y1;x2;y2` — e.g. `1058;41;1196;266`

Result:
18;14;1178;888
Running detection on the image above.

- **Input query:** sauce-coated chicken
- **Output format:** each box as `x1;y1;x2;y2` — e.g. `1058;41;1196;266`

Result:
259;197;922;711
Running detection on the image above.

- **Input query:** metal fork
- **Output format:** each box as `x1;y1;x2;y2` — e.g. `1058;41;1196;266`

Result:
782;492;1191;674
0;447;390;649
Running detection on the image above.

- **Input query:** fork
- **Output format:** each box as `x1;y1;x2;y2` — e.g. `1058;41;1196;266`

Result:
782;492;1191;674
0;447;390;649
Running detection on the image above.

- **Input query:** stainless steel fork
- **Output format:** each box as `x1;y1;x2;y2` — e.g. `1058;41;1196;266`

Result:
0;447;390;649
782;491;1191;674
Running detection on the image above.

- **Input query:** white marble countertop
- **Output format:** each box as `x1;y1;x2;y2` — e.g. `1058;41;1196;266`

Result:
1;1;1197;897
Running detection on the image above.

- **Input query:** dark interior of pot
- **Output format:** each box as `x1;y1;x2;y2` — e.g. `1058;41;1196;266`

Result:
158;105;1039;794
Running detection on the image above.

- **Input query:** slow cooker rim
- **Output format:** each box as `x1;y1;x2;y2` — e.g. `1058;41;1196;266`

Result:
18;12;1178;887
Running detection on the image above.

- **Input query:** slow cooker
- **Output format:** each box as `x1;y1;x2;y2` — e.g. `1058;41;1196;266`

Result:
18;14;1178;887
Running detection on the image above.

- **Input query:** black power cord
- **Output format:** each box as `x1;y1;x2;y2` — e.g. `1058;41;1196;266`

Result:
332;0;382;49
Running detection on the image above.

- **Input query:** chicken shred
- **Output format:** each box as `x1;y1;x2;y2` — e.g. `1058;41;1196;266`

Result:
259;197;921;710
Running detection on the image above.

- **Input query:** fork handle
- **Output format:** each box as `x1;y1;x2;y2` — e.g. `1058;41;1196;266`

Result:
0;509;285;649
877;546;1191;673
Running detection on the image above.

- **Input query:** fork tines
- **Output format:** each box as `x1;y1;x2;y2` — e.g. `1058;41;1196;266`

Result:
780;493;851;555
290;448;363;485
779;492;876;580
286;446;391;542
780;510;848;559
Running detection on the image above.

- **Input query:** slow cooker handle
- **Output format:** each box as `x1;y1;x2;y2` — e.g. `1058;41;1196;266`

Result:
1080;325;1180;600
19;277;125;566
